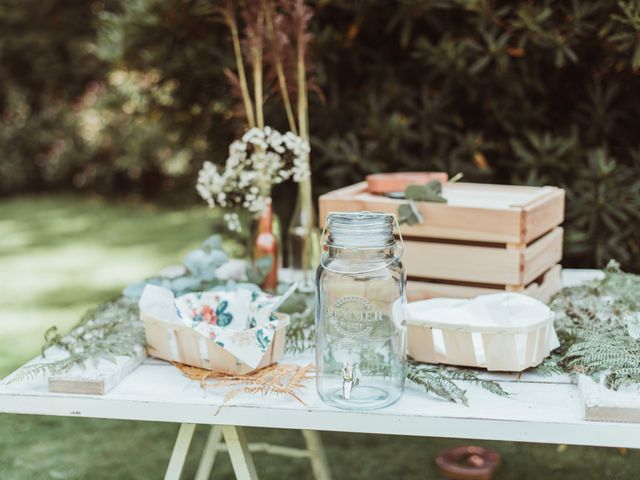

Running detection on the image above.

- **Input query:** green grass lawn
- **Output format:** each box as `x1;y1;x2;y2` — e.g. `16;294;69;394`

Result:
0;195;638;479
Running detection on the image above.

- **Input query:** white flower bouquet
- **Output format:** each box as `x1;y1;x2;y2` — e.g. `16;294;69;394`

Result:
196;126;310;231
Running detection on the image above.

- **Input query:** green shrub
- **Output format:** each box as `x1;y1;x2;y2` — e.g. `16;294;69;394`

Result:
0;0;639;271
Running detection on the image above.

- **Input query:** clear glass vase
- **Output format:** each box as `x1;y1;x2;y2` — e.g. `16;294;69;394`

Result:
315;212;407;410
287;178;320;292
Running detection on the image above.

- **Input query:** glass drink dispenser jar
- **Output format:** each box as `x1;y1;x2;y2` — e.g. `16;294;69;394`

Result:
315;212;407;410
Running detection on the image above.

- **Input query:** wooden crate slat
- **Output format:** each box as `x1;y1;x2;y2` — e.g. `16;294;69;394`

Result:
403;239;522;284
403;228;562;287
522;188;565;243
407;264;562;303
320;182;525;243
319;181;564;244
522;227;564;285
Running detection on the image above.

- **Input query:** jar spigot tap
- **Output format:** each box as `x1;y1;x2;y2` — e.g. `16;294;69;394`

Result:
341;362;359;400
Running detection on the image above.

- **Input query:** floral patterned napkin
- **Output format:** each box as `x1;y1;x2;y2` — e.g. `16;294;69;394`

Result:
139;285;285;369
176;289;280;368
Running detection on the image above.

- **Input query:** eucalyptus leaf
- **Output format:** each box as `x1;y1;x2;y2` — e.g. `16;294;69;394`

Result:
245;255;274;285
170;276;203;295
201;235;223;252
122;281;148;299
123;277;172;299
276;292;309;314
233;282;263;292
255;255;274;276
398;180;447;225
405;180;447;203
246;270;262;285
398;202;424;226
184;248;229;281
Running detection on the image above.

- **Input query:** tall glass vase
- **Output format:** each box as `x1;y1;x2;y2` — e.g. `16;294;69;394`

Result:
287;178;320;292
250;200;280;292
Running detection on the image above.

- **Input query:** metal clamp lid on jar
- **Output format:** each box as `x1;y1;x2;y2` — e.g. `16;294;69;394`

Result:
319;211;404;274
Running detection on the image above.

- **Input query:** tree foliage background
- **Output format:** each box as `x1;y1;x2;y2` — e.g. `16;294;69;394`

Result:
1;0;639;271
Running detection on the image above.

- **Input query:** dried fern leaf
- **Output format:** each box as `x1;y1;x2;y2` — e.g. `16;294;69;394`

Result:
174;362;314;409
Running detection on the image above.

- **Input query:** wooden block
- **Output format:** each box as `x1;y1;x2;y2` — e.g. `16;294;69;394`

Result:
48;346;146;395
579;375;640;423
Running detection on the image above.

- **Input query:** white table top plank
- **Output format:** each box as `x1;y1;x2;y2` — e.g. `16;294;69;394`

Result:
2;357;640;448
4;268;639;449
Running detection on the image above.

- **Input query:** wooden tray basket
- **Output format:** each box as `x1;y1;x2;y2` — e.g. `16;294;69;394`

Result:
142;313;289;375
407;298;559;372
319;181;565;302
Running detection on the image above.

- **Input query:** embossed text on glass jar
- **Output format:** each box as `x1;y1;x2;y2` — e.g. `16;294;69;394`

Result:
315;212;407;410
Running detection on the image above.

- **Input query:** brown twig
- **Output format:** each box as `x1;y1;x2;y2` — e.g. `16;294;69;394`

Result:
222;0;256;127
264;1;298;133
293;0;310;140
253;9;265;129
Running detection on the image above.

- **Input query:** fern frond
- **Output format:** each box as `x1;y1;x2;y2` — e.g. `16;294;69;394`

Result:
10;297;143;384
442;367;509;397
551;264;640;390
8;354;86;384
407;364;469;405
284;308;315;354
405;362;509;405
529;356;564;376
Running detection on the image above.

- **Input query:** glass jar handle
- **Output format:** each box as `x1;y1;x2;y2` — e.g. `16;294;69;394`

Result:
320;212;404;274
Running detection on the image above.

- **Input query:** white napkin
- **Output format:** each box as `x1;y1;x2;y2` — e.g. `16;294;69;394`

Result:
408;292;555;333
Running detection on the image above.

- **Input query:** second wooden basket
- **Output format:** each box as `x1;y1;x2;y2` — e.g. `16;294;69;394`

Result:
406;294;560;372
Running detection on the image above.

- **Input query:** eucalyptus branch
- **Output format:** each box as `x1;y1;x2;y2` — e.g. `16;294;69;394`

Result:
224;0;256;128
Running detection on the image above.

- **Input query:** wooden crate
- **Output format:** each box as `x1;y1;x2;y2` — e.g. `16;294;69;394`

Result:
319;181;565;301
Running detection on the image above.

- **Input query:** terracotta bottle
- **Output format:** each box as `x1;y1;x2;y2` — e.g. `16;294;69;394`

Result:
252;201;278;291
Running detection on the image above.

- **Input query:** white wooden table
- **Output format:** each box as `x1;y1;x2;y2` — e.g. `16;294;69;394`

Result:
2;269;639;480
